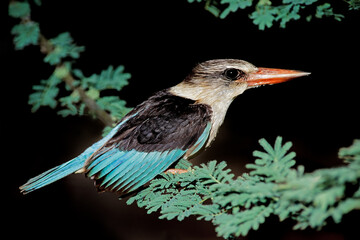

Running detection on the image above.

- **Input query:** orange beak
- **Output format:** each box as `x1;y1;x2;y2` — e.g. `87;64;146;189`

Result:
245;68;310;88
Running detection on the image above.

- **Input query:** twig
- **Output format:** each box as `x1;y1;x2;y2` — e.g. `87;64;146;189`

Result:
39;34;114;127
61;69;114;126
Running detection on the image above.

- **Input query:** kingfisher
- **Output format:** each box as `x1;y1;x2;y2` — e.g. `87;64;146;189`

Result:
20;59;309;194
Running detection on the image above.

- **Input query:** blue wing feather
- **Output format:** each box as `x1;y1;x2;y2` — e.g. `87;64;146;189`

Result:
97;151;132;179
84;122;212;193
101;151;161;189
123;123;211;191
189;122;212;156
86;148;185;192
103;151;148;189
88;152;123;177
125;149;186;192
107;153;159;191
91;150;136;179
117;150;175;191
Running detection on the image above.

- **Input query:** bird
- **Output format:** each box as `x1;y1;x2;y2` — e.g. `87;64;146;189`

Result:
20;59;310;194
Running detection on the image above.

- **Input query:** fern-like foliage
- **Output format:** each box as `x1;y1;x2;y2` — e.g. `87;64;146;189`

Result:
347;0;360;10
28;74;62;112
58;64;132;120
9;1;40;49
43;32;85;65
127;160;230;221
127;137;360;239
188;0;352;30
9;1;131;129
10;21;40;50
78;65;130;92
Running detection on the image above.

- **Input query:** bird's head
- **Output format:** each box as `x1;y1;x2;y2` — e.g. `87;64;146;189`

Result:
170;59;310;106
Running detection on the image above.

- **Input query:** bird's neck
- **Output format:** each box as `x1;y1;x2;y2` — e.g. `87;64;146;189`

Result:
169;82;245;147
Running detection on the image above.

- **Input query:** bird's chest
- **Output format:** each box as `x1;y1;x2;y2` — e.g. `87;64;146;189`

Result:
206;99;233;147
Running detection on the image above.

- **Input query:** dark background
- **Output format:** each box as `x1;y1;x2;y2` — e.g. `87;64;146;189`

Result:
3;1;360;239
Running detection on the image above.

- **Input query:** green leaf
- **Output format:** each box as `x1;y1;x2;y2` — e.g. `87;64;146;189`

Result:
313;186;345;210
96;96;132;121
346;0;360;10
275;4;301;29
9;1;31;18
339;139;360;162
82;65;131;91
193;0;347;30
247;137;296;182
174;158;193;170
331;198;360;223
11;22;40;50
57;92;81;117
127;136;360;238
33;0;42;6
214;204;274;238
44;32;85;65
28;74;62;112
220;0;252;19
316;3;344;21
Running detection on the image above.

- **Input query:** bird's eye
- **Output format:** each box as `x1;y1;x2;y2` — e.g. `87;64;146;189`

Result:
223;68;244;81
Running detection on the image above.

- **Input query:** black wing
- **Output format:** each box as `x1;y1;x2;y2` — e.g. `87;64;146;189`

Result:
104;89;212;152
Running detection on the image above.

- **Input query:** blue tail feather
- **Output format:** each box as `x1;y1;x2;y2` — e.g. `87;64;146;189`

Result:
19;115;135;194
19;157;85;194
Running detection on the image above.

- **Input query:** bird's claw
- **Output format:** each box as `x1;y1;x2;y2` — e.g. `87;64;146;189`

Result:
164;169;188;174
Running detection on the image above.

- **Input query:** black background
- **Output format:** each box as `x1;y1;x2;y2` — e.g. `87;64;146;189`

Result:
3;1;360;239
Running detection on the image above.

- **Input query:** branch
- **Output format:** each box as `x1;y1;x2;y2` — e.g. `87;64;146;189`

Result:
60;66;114;126
9;2;116;127
40;35;114;127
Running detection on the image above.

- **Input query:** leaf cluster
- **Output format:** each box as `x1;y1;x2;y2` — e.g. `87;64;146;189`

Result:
70;65;132;121
9;1;40;49
346;0;360;10
9;1;131;128
43;33;85;66
127;137;360;239
188;0;350;30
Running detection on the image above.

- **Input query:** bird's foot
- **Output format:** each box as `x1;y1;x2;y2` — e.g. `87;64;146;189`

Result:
164;168;188;174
